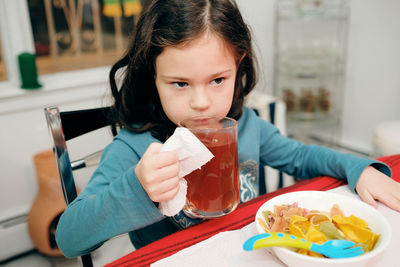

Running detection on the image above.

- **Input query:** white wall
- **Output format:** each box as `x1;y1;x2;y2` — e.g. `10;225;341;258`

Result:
342;0;400;150
0;66;117;260
0;67;115;222
0;0;399;258
236;0;275;96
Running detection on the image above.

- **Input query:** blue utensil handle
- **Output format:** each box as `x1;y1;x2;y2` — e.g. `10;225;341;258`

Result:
243;232;311;251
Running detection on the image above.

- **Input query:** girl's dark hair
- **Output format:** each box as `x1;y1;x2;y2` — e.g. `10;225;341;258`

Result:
109;0;256;141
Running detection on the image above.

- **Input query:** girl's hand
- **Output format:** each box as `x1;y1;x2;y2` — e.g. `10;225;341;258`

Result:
135;143;180;203
356;166;400;212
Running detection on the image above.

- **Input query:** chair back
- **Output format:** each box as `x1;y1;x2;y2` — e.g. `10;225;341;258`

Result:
245;91;295;193
44;106;114;267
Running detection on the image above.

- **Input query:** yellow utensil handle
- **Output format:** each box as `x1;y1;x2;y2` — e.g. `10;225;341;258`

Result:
253;232;311;250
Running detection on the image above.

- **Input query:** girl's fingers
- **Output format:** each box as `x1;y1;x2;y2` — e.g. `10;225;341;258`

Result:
150;152;179;170
156;162;180;181
376;190;400;212
145;142;163;153
357;176;400;212
137;143;179;181
143;143;179;168
358;189;378;209
136;142;180;201
142;161;179;187
146;175;180;202
158;176;180;195
356;166;400;212
152;181;180;202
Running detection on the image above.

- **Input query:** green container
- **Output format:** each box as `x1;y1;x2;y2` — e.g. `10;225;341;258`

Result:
18;52;42;90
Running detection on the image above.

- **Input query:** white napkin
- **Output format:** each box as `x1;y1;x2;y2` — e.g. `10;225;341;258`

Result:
151;223;284;267
158;127;214;216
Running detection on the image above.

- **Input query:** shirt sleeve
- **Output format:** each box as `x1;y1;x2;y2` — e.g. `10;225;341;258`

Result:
55;138;164;258
258;118;392;192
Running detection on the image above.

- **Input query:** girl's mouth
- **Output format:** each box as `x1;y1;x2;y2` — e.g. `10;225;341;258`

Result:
192;117;212;126
180;115;217;128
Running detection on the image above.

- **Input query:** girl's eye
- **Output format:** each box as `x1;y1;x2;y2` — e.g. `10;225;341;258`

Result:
173;82;188;89
211;77;224;85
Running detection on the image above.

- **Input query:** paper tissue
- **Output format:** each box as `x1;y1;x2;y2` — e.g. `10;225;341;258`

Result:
159;127;214;216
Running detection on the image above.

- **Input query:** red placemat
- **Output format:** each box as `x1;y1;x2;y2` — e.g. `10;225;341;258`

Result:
106;155;400;267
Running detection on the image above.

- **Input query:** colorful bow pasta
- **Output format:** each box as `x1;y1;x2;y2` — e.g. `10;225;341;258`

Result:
258;202;380;257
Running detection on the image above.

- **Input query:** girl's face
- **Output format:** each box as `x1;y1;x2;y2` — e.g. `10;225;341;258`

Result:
155;32;237;126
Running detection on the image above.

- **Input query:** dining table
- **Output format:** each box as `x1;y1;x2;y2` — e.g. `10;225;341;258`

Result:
106;154;400;267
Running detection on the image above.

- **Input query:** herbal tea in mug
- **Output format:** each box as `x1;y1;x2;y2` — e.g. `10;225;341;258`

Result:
179;116;239;218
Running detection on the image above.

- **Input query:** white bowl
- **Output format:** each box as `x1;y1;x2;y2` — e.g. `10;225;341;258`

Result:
255;191;391;267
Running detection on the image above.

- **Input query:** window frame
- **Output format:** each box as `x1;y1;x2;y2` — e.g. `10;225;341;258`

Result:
0;0;111;100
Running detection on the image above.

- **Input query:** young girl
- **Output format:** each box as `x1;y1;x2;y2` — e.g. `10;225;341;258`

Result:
55;0;400;258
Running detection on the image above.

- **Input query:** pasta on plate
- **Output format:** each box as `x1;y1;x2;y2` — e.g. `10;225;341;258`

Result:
257;202;380;257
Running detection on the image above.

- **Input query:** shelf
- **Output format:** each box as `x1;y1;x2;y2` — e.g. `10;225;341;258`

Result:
286;113;342;145
273;0;349;144
277;66;344;79
287;110;338;121
278;12;348;21
277;0;348;21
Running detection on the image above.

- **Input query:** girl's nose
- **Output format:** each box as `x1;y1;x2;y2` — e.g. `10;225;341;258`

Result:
190;86;211;111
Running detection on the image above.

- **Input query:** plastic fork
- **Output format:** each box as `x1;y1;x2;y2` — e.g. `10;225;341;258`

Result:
243;232;364;259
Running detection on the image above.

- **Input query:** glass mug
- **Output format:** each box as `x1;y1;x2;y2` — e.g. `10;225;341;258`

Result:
179;116;239;218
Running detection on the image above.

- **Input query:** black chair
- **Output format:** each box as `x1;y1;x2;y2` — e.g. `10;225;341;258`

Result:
44;106;114;267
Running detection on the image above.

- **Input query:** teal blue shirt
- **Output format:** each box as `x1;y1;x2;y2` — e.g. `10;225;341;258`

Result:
55;107;391;258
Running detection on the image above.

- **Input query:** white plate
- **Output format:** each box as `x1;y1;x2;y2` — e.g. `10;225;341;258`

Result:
255;191;391;267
